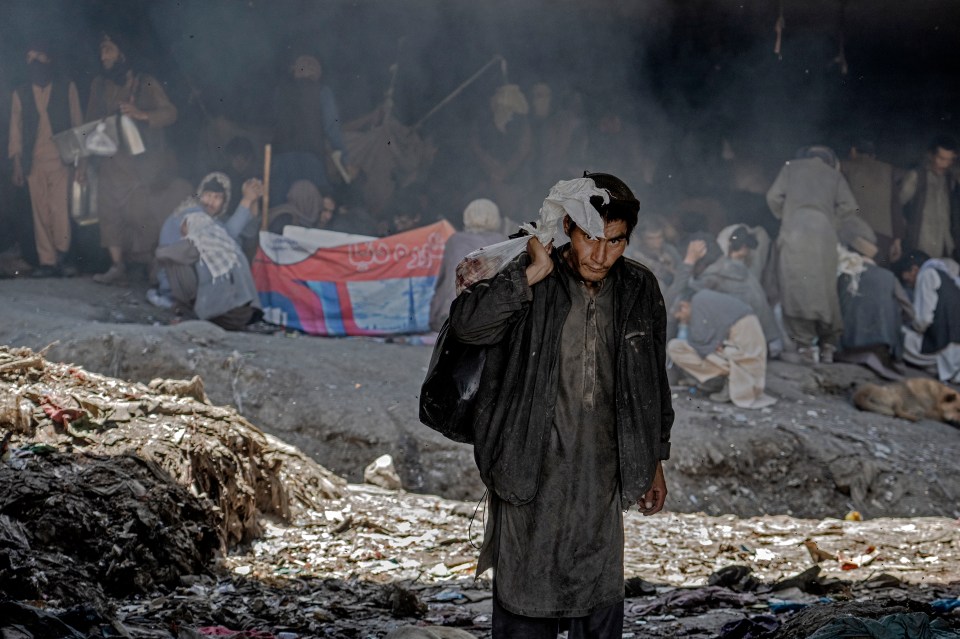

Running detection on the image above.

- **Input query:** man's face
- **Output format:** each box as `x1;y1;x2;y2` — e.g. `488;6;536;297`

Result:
26;49;50;65
320;197;336;225
931;147;957;175
100;41;121;70
200;190;225;217
673;300;692;324
564;217;628;283
900;265;920;288
230;154;252;175
641;230;664;254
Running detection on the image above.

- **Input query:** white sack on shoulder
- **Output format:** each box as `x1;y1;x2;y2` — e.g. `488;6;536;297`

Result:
454;178;610;293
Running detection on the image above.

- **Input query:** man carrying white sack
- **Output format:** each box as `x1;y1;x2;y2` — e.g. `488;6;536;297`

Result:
449;173;674;638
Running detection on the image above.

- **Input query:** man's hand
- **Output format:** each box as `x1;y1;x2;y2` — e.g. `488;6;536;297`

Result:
684;239;707;266
11;157;23;187
525;236;554;285
75;160;88;186
119;101;149;121
637;461;667;516
240;178;264;209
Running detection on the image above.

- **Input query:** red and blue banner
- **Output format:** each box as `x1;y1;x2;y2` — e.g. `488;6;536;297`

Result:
252;221;455;336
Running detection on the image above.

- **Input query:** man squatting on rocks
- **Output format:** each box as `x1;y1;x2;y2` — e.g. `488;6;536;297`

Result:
449;173;674;637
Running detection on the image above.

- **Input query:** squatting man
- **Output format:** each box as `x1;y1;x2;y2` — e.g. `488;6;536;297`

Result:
449;173;674;637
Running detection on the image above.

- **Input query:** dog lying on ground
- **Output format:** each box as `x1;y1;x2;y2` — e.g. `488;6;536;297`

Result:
853;378;960;426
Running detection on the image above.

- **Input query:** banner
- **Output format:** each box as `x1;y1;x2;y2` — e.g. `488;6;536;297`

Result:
253;221;455;336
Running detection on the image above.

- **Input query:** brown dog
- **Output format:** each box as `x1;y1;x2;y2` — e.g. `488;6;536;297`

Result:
853;378;960;426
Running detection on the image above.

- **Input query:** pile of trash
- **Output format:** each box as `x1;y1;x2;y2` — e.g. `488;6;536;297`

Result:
0;449;220;610
0;345;344;611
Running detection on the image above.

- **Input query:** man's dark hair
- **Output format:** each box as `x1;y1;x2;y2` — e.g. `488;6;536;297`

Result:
851;139;876;156
583;171;640;238
200;178;226;194
892;250;930;278
928;135;958;155
728;225;759;252
225;136;255;160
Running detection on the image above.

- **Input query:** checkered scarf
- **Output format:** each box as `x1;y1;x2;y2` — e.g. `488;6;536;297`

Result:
182;212;240;281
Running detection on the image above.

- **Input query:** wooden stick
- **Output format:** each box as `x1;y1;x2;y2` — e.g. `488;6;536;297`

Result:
413;55;504;130
261;144;272;231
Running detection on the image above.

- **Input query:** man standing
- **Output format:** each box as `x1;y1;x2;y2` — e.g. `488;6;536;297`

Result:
449;173;673;637
767;145;859;364
8;42;83;277
899;135;960;261
841;140;905;266
271;54;349;198
87;33;177;285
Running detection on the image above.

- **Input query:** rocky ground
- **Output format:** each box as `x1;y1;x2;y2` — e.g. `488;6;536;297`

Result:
0;274;959;638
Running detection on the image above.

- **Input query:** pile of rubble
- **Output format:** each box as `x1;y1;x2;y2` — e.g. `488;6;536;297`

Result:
0;345;342;613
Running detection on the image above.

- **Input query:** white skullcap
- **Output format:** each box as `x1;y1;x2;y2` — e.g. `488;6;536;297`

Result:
463;198;501;232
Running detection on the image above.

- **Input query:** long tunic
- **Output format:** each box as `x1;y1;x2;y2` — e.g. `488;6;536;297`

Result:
86;72;177;253
481;256;623;618
767;157;858;325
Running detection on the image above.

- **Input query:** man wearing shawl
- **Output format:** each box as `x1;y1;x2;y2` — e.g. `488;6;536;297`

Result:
449;173;673;637
151;172;263;330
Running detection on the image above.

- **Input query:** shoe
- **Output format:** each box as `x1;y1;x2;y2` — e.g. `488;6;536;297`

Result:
788;346;819;365
245;319;279;335
60;264;79;278
696;376;725;394
30;265;60;278
92;264;126;285
709;381;731;403
146;288;175;309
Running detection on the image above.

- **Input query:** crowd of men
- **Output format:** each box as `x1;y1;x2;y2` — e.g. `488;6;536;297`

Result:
3;34;959;384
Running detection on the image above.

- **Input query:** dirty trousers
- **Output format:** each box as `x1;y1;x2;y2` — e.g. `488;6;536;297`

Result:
667;315;775;409
493;592;623;639
783;315;841;350
155;240;254;331
28;160;71;266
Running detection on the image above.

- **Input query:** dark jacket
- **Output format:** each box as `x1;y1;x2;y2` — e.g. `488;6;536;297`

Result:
902;167;960;261
838;264;905;358
449;249;674;507
15;79;73;175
